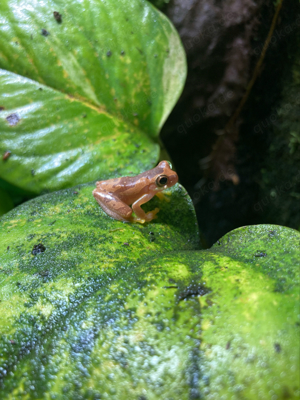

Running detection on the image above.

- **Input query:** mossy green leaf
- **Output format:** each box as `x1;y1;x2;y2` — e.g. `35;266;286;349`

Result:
0;184;299;398
0;0;186;194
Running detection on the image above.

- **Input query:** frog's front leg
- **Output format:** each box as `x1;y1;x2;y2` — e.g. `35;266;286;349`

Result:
131;193;160;224
93;189;132;222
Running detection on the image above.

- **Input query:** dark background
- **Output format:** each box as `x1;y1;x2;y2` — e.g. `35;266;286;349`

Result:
153;0;300;246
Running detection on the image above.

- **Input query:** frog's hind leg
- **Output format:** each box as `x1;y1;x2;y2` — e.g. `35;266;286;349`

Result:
92;190;132;222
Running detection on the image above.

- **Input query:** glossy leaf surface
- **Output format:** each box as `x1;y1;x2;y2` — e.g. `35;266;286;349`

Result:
0;182;299;399
0;0;186;194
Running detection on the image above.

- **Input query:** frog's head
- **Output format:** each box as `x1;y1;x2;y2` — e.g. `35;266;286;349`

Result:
155;161;178;190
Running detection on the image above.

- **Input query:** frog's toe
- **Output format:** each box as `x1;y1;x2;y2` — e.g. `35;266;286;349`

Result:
145;208;160;221
156;192;170;202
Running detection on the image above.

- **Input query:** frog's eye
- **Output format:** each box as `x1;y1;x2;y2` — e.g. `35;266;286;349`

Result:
156;175;168;187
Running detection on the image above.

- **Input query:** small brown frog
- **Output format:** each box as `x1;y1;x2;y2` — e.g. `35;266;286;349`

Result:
92;161;178;223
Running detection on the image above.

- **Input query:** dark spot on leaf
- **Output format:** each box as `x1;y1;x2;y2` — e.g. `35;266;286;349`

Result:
120;50;125;56
41;29;50;36
32;243;46;255
226;341;231;349
106;50;112;57
7;246;10;251
0;106;5;111
254;251;267;257
53;11;62;23
31;169;35;176
6;113;20;126
39;87;43;91
178;283;210;301
274;343;281;353
3;151;11;161
39;270;49;277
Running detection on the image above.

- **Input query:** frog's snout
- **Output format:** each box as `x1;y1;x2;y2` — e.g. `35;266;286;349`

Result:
168;172;178;187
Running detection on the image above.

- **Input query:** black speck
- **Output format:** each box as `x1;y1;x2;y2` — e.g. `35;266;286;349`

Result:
31;169;35;176
106;50;112;57
7;246;10;251
254;251;267;257
41;29;50;37
53;11;62;23
178;283;210;301
39;270;49;277
274;343;281;353
6;113;20;126
39;87;43;91
32;243;46;255
120;50;125;56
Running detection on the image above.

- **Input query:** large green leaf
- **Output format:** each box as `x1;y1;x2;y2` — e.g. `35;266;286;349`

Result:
0;0;186;194
0;182;299;399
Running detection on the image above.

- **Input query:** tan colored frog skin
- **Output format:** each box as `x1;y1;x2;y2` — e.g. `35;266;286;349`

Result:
92;161;178;223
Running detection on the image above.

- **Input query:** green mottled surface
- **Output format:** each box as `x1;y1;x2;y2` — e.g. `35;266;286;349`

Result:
0;0;186;194
0;183;299;399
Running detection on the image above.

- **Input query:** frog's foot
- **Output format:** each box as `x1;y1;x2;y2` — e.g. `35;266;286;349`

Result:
131;217;146;224
145;207;160;221
156;192;170;202
131;208;160;224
